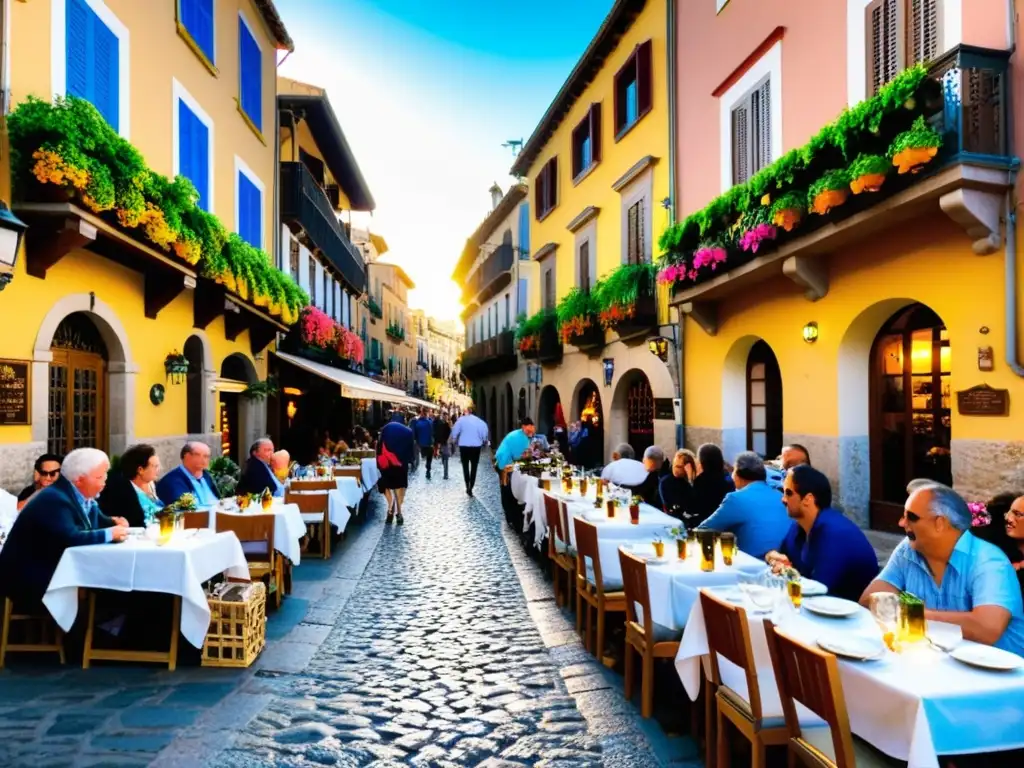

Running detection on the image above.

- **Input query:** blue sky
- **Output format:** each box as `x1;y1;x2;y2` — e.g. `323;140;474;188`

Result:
277;0;615;321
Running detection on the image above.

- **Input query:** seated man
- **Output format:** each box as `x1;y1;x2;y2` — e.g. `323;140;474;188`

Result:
238;438;284;497
766;443;811;492
697;452;791;559
624;445;666;508
860;483;1024;655
156;441;220;508
767;465;879;601
600;443;648;487
495;418;536;534
17;453;63;511
0;448;129;605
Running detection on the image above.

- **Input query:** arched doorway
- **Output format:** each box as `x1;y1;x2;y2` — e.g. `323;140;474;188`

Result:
489;385;498;441
184;335;206;435
505;382;514;433
746;340;783;459
48;313;108;455
572;378;603;468
517;387;527;422
538;385;560;438
869;303;951;531
220;353;257;465
626;373;654;457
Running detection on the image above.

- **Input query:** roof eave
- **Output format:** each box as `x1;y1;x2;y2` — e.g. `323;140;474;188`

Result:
254;0;295;51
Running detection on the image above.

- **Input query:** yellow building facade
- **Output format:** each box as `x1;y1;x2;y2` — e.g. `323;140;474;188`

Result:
0;0;297;485
509;0;678;458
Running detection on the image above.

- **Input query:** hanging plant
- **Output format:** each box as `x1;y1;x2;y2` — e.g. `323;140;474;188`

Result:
555;286;598;343
163;351;189;385
889;116;942;174
808;170;852;215
738;224;777;253
847;153;890;194
769;191;806;232
242;376;279;401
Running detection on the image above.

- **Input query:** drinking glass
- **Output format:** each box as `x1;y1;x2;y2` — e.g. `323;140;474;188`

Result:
158;513;174;545
677;537;687;560
698;530;716;572
719;532;736;566
606;499;616;519
579;477;588;497
686;529;697;559
899;593;926;644
787;577;802;609
629;504;640;525
869;593;899;632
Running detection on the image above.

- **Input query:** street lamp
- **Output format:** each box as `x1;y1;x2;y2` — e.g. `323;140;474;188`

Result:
647;336;669;362
0;202;28;291
802;321;819;344
602;358;614;386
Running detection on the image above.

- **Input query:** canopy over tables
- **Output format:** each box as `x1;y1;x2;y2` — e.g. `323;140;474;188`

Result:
274;351;437;409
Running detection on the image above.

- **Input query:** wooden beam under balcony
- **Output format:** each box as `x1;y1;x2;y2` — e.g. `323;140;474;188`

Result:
224;304;247;341
145;273;196;320
193;279;226;330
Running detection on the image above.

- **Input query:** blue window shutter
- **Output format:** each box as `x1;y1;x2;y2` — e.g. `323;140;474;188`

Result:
237;172;261;247
66;0;89;100
91;11;119;130
179;102;209;210
518;202;530;258
182;0;215;64
66;0;119;131
238;17;262;131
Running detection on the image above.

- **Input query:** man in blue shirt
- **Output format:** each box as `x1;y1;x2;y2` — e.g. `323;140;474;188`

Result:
765;443;811;491
495;418;537;534
697;452;791;558
767;465;878;601
156;441;220;508
861;483;1024;656
411;408;435;479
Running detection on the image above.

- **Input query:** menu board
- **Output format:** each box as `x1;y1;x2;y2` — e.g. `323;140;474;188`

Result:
0;359;29;425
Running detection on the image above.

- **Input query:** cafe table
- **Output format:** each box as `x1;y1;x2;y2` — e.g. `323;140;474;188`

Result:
675;587;1024;767
210;499;306;565
42;529;249;670
361;458;381;493
328;476;362;532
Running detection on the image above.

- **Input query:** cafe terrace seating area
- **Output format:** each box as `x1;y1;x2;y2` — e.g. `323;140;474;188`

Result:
509;464;1024;768
0;454;381;672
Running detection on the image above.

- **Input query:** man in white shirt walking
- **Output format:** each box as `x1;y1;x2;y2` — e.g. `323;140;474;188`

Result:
451;406;489;497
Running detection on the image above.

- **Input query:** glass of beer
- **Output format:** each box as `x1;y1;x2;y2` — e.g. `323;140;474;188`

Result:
787;577;802;609
629;503;640;525
676;536;687;560
698;530;716;572
578;476;588;497
899;592;926;644
719;532;736;566
606;499;616;519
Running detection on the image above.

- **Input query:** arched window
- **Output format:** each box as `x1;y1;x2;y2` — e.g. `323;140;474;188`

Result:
746;340;782;458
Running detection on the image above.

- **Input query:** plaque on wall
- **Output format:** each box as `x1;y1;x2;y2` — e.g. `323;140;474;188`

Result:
0;359;30;425
654;397;674;420
956;384;1009;416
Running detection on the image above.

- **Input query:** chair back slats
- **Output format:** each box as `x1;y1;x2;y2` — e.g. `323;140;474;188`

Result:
699;589;765;721
285;489;328;514
762;619;858;767
543;493;567;543
617;548;652;633
289;480;336;492
217;514;275;561
573;517;605;592
182;510;209;529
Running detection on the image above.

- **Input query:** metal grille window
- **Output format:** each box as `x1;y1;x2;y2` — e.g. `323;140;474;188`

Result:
730;77;771;186
626;200;645;264
867;0;941;96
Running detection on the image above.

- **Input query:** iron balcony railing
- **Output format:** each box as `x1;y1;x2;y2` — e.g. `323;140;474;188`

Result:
462;243;515;304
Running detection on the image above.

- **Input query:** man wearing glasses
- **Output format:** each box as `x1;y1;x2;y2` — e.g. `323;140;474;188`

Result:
16;453;62;511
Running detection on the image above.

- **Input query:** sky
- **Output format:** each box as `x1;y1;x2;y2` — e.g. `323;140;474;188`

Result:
277;0;615;323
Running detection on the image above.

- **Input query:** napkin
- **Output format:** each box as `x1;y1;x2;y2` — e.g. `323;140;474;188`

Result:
926;620;963;651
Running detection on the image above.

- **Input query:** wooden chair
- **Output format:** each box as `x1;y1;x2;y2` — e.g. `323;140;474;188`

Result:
333;467;362;482
0;597;65;668
618;548;681;718
182;510;209;529
216;514;283;609
285;488;331;559
700;590;788;768
762;619;898;767
573;517;625;661
543;493;575;610
289;480;337;492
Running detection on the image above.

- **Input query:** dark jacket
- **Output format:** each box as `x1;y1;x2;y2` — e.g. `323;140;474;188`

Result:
411;417;434;447
238;457;277;496
432;419;452;445
0;475;115;604
379;414;415;465
687;471;736;527
659;473;692;519
98;472;148;528
626;471;662;509
155;465;219;507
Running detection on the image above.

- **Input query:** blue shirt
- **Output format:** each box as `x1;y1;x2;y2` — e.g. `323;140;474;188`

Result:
451;414;489;448
696;481;791;559
878;534;1024;656
779;508;879;602
132;484;163;527
495;429;531;470
72;485;114;543
186;470;219;508
411;417;434;447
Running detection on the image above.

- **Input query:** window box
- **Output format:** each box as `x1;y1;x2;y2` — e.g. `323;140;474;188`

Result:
594;262;658;341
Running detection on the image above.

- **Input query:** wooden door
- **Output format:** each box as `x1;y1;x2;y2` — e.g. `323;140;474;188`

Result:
747;340;783;459
48;349;107;455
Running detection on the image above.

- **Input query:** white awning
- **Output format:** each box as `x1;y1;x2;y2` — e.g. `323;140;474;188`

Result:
274;351;416;405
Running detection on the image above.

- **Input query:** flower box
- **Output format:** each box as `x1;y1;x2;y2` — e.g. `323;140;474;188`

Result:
566;319;605;350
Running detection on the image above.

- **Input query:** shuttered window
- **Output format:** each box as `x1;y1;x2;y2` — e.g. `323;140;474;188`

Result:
543;265;555;310
867;0;941;96
535;157;558;220
518;202;530;258
177;99;210;210
571;103;602;180
730;77;771;186
237;169;263;248
179;0;215;65
578;241;591;291
626;200;645;264
66;0;120;131
614;40;653;136
517;278;528;316
238;14;262;131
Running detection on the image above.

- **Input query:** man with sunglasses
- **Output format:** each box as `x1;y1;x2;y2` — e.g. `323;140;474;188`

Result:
16;453;62;511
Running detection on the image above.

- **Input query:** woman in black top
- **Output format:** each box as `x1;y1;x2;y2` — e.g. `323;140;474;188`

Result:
686;443;735;527
660;449;697;521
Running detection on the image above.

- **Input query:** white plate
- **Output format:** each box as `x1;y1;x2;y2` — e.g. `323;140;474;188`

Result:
647;556;671;566
817;634;885;661
950;643;1024;672
803;596;861;618
800;578;827;597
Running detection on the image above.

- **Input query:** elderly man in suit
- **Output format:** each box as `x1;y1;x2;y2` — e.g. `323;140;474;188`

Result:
238;438;283;497
0;447;129;605
156;441;220;508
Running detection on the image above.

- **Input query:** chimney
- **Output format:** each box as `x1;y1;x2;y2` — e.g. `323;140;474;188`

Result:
488;182;503;211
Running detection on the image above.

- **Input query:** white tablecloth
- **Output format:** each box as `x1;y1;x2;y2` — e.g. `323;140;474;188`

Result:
42;531;249;648
211;501;306;565
675;588;1024;766
361;458;381;492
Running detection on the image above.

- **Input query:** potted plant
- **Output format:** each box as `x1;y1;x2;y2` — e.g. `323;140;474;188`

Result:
770;191;806;232
889;116;942;174
164;351;189;385
594;262;658;338
847;153;890;194
808;169;852;215
242;376;279;401
209;456;240;497
556;287;603;350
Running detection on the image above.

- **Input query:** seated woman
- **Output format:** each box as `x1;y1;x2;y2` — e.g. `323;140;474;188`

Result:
973;492;1024;593
98;444;163;528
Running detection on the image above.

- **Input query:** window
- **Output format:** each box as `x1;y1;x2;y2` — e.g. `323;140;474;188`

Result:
517;278;528;317
238;13;262;132
308;258;317;306
866;0;941;96
543;265;555;310
341;289;349;327
730;77;771;185
326;274;333;318
289;237;299;281
235;158;264;248
614;40;652;137
578;241;591;290
534;157;558;221
174;83;213;211
177;0;215;67
504;294;510;328
518;202;530;258
626;200;645;264
65;0;123;132
572;104;602;181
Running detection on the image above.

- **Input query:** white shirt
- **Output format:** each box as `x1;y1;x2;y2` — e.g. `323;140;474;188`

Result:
451;414;489;447
600;458;648;487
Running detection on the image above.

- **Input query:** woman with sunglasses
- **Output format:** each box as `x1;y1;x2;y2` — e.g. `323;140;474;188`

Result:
16;453;62;511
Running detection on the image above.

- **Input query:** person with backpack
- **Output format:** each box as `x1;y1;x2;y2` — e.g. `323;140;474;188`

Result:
377;411;415;525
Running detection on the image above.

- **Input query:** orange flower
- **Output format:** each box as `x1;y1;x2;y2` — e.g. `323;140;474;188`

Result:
31;149;89;191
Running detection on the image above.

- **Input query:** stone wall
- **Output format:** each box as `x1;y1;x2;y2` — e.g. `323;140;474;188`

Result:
951;438;1024;502
0;440;48;494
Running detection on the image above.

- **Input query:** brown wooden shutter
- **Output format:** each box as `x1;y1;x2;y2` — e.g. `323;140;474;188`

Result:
638;199;646;261
731;98;750;185
546;157;557;212
535;168;544;219
544;267;554;309
908;0;940;63
627;202;640;264
571;126;582;179
867;0;902;96
637;40;653;116
751;79;772;173
590;103;602;164
579;241;590;290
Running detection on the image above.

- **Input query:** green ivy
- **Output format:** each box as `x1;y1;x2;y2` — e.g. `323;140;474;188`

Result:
592;262;657;313
555;286;597;329
514;309;554;343
889;115;942;155
769;190;807;217
848;153;892;179
808;169;851;202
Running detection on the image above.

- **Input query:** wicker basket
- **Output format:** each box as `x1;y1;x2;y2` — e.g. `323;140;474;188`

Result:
201;582;267;667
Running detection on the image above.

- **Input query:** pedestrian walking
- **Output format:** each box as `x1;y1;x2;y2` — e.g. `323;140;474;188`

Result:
411;408;435;479
377;411;414;525
433;413;453;480
450;405;489;497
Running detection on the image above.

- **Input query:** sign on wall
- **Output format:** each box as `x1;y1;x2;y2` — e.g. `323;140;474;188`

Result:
956;384;1009;416
654;398;675;421
0;359;30;425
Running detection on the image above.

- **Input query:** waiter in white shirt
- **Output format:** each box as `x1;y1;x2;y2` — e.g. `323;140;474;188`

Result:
600;443;648;486
450;406;489;497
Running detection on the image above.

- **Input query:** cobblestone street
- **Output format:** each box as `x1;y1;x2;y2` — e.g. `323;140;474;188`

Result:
0;460;698;767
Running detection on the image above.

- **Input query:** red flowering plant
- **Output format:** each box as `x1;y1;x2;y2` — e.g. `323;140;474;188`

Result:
555;287;599;344
337;326;364;364
299;306;337;348
514;311;548;356
593;262;657;329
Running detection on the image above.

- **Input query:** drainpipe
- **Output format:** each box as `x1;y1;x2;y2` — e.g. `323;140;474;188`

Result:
1005;0;1024;376
664;0;685;448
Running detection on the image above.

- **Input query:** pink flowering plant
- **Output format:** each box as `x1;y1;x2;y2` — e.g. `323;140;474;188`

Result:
739;223;778;253
657;263;688;286
968;502;991;528
337;326;364;364
300;306;337;348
